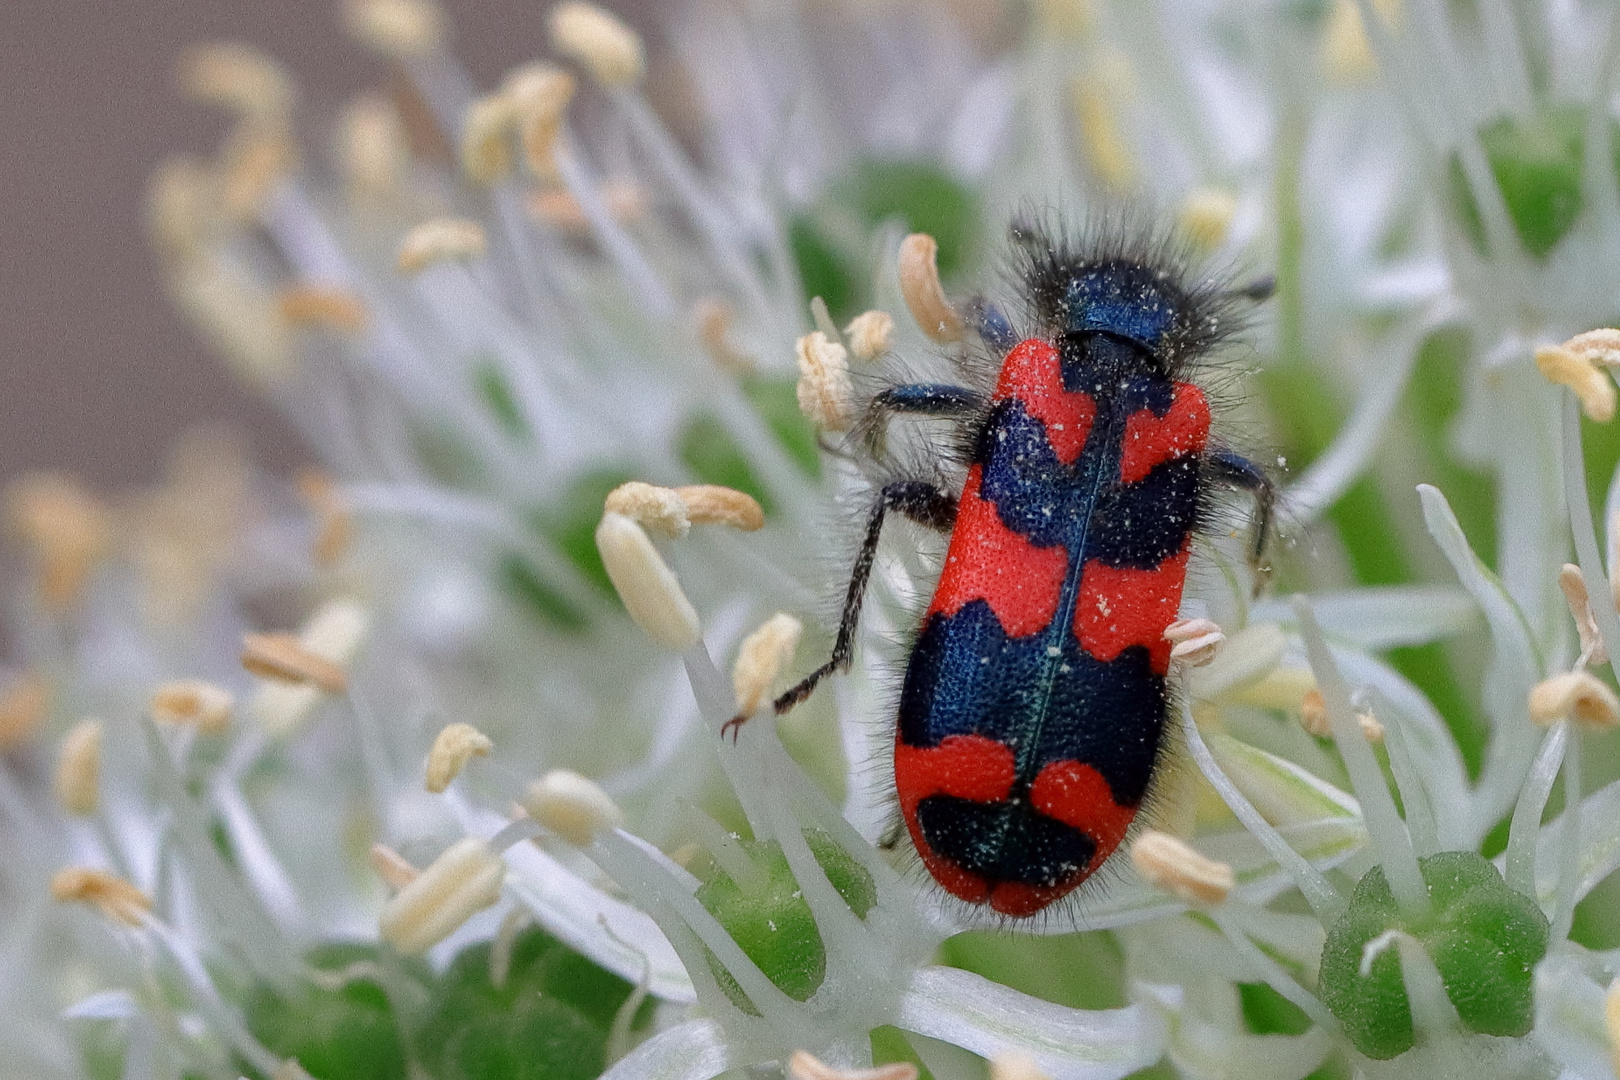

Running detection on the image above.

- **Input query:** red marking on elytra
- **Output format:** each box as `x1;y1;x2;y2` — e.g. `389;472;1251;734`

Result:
1073;541;1192;673
989;879;1078;917
995;338;1095;465
1120;382;1210;484
1031;758;1137;868
895;733;1016;906
928;467;1068;637
894;733;1017;817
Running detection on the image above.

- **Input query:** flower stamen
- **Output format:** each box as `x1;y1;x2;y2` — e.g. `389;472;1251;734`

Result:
1164;617;1224;667
595;511;701;649
844;310;895;362
242;633;349;693
732;614;803;719
786;1051;917;1080
1529;671;1620;730
378;837;505;954
343;0;445;59
1536;342;1616;422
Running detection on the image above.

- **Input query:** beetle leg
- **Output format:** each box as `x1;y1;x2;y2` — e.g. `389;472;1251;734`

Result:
1206;449;1275;594
766;480;956;720
855;383;983;460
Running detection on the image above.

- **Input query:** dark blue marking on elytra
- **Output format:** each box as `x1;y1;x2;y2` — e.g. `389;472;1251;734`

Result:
898;598;1165;805
1061;260;1181;350
973;394;1201;567
915;794;1096;887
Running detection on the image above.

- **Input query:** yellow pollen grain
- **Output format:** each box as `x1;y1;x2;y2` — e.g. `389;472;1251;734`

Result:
989;1051;1052;1080
277;285;370;334
594;511;701;650
397;218;488;274
604;482;691;539
1178;188;1239;251
677;485;765;532
1558;562;1608;665
787;1050;918;1080
51;867;152;927
55;719;103;816
1536;343;1616;421
338;92;409;200
178;42;295;125
460;94;520;185
694;297;756;375
844;309;895;362
898;233;964;343
0;672;50;748
425;722;494;793
150;679;234;735
370;843;420;891
242;633;349;693
1130;829;1234;905
1530;671;1620;731
343;0;446;59
523;769;625;844
296;470;355;568
795;331;855;431
732;613;803;717
549;2;645;89
5;471;112;611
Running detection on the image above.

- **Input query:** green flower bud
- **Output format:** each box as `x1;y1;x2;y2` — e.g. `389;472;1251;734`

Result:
1449;105;1618;260
1319;851;1550;1059
696;829;877;1011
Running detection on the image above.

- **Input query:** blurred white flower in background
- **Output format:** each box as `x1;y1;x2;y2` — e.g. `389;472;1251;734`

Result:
10;0;1620;1079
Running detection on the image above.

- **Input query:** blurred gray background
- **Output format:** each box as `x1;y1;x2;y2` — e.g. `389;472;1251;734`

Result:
0;0;615;487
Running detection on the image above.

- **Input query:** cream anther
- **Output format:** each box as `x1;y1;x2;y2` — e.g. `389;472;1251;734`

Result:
844;310;895;362
676;486;765;532
595;511;701;649
343;0;446;59
426;723;494;793
1165;617;1224;667
523;769;625;844
1530;671;1620;731
150;679;234;735
55;719;103;816
1536;343;1616;422
898;233;964;343
178;42;295;125
732;614;803;718
379;838;505;954
397;218;488;274
549;2;645;88
51;868;152;927
795;331;854;431
242;633;349;693
787;1051;918;1080
604;482;690;539
1130;829;1234;905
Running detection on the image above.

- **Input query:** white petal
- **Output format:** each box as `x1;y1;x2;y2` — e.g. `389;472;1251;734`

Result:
1250;584;1477;651
598;1019;729;1080
897;965;1168;1080
1533;951;1613;1080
